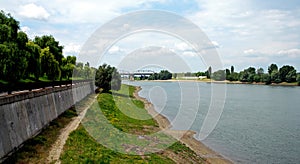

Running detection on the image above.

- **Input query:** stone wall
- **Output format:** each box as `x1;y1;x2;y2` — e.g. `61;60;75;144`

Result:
0;81;94;161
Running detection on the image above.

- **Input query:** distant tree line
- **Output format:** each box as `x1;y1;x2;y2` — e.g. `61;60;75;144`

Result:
148;70;172;80
195;64;300;84
0;11;93;83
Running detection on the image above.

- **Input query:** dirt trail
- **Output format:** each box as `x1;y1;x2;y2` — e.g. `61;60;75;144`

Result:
46;95;97;164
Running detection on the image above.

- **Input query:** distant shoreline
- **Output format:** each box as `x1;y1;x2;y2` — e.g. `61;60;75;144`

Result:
136;79;300;86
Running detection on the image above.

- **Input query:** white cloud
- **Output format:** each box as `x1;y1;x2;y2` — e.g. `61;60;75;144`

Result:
63;43;81;55
244;49;257;55
175;42;191;51
182;51;197;57
278;49;300;58
108;45;122;54
20;26;30;33
36;0;167;24
18;3;50;20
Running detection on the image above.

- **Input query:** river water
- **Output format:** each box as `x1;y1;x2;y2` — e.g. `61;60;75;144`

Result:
126;81;300;164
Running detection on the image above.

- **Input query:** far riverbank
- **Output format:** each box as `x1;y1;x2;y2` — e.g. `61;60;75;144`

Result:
145;79;299;86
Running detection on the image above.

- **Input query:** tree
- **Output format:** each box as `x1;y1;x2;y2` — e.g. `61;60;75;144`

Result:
262;74;271;84
286;69;297;83
173;73;177;79
254;74;261;83
0;11;26;82
231;66;234;74
26;41;41;80
279;65;296;82
297;74;300;85
205;66;212;79
257;68;264;75
40;47;61;81
239;67;256;82
268;63;278;75
149;70;172;80
60;56;76;80
95;64;121;92
195;72;206;77
225;69;231;80
229;72;239;81
159;70;172;80
212;70;226;81
271;71;281;83
34;35;64;64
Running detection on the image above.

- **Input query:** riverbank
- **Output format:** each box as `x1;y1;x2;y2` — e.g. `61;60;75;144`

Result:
134;86;233;164
148;79;299;86
60;85;208;163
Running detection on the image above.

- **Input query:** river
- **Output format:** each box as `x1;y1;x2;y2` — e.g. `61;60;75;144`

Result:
125;81;300;164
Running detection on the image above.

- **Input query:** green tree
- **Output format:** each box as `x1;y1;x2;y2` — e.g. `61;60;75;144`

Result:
26;41;41;80
0;11;27;82
225;69;231;80
173;73;177;79
297;74;300;85
268;63;278;75
34;35;64;64
212;70;226;81
159;70;172;80
262;74;271;84
230;72;239;81
230;66;234;74
257;68;264;75
0;11;19;42
239;67;256;82
6;44;28;81
279;65;296;82
205;66;212;79
253;74;261;83
271;71;281;83
95;64;121;92
40;47;60;81
195;72;206;77
286;69;297;83
61;56;76;80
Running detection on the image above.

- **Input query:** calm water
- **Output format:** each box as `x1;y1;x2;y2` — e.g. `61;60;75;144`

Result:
126;81;300;164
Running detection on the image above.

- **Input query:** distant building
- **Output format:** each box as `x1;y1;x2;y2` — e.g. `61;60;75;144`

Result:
198;76;207;80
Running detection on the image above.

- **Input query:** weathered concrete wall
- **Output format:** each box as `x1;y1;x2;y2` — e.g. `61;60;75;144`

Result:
0;82;94;161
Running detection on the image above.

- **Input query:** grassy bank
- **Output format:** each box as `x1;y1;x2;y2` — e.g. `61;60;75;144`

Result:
60;84;205;163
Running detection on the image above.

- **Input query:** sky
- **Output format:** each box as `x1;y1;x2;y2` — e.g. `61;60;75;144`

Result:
1;0;300;72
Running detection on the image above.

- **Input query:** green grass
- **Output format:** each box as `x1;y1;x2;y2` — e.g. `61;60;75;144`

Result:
99;85;158;134
61;84;205;163
167;142;205;162
61;85;174;163
61;124;174;163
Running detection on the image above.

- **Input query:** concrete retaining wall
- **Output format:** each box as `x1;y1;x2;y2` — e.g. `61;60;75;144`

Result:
0;81;94;161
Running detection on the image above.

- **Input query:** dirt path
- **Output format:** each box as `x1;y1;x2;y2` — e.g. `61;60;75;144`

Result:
46;95;97;164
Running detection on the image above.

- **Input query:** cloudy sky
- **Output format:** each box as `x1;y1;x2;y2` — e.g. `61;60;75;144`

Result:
1;0;300;72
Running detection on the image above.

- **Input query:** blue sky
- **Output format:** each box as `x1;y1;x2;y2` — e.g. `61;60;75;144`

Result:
1;0;300;72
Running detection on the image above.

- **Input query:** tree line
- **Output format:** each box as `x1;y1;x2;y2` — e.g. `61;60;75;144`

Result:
0;11;94;83
195;64;300;84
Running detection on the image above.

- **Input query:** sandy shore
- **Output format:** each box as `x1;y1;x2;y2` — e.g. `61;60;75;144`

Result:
133;86;233;164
